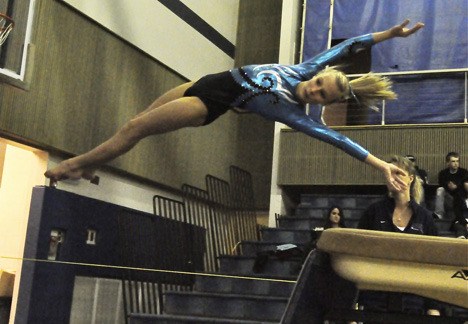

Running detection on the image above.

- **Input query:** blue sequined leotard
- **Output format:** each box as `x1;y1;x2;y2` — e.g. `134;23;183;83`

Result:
229;34;374;161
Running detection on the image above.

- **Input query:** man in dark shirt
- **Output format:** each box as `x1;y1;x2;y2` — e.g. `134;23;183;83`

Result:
435;152;468;219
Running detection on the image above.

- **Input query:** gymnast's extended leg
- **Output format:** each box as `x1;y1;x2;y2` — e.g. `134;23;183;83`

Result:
134;81;195;118
44;84;207;182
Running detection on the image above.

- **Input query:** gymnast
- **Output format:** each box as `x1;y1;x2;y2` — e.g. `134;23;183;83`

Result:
45;20;424;191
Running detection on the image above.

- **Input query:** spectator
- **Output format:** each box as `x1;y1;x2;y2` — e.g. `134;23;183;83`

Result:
435;152;468;219
452;176;468;239
358;155;440;316
303;206;349;258
323;206;348;229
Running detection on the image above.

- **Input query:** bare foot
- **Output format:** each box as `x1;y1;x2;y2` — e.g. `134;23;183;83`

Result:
44;160;96;182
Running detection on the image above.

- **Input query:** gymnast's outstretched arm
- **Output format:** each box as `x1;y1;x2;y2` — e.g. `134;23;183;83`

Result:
298;19;424;78
372;19;424;44
281;112;408;191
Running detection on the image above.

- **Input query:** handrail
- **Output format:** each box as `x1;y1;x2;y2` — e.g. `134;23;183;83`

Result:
336;70;467;126
347;67;468;77
465;71;467;123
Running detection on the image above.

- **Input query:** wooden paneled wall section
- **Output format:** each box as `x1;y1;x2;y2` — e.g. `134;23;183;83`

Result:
279;125;467;186
0;0;282;209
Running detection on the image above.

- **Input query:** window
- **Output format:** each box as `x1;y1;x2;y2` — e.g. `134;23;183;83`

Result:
86;229;98;245
48;229;65;260
0;0;37;89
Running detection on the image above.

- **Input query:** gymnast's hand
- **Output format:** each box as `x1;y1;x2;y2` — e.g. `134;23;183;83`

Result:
373;19;424;44
389;19;425;38
365;154;408;192
384;162;408;192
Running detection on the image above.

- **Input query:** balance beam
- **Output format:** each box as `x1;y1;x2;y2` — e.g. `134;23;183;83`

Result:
317;228;468;308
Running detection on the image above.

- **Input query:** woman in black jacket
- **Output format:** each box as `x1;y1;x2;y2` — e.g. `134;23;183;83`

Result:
358;155;440;316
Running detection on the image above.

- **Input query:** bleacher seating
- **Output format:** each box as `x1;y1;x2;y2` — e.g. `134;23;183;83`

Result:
278;193;383;231
131;192;465;322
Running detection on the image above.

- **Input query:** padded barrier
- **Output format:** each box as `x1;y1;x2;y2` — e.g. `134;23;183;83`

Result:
15;186;206;323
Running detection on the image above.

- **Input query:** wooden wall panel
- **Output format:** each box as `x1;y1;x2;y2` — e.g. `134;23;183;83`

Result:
279;125;468;186
0;0;225;190
0;0;282;209
232;0;283;207
235;0;282;66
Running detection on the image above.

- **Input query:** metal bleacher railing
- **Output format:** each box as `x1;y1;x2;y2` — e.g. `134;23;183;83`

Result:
118;166;259;320
345;69;468;126
153;166;258;274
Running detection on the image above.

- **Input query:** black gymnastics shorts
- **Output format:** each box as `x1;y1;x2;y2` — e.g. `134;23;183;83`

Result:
184;71;245;125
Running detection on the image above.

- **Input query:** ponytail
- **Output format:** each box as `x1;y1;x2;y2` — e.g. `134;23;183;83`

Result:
317;67;397;108
349;73;397;108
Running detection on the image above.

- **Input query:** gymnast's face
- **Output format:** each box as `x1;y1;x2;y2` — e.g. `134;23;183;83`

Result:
297;74;343;105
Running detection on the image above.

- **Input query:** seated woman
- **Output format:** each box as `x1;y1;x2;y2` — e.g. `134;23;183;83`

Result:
357;155;440;316
323;206;348;229
302;206;348;261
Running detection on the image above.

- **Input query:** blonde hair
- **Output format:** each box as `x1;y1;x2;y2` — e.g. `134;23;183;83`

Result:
316;66;397;108
389;155;423;204
349;73;397;108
